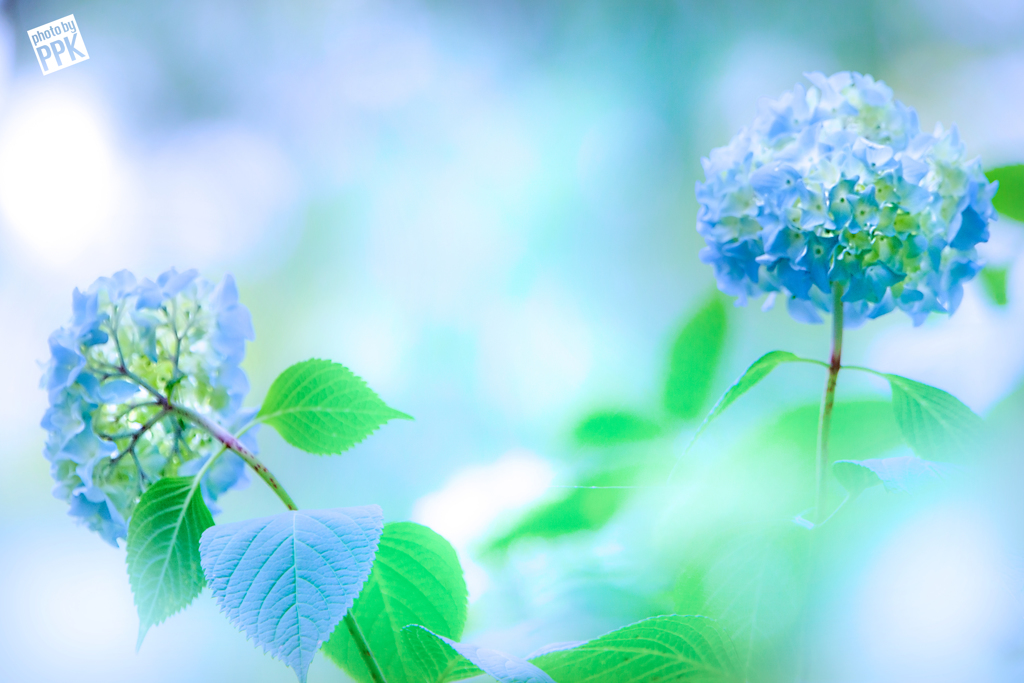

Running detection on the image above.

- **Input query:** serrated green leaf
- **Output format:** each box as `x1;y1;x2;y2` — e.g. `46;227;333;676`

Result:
665;295;728;420
126;476;214;650
323;522;468;683
979;266;1009;306
833;455;957;496
573;411;662;446
986;164;1024;223
402;625;556;683
485;465;640;554
530;615;741;683
886;374;985;462
257;358;411;455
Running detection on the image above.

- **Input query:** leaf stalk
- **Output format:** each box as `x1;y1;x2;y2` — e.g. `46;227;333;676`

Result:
344;612;390;683
814;285;844;524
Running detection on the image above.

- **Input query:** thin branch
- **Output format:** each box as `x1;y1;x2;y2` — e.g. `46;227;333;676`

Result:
111;408;170;465
169;403;298;511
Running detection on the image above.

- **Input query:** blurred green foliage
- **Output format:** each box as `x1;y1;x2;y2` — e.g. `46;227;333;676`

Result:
664;294;727;420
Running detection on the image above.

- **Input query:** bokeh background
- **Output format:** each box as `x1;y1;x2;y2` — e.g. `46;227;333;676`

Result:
2;1;1024;681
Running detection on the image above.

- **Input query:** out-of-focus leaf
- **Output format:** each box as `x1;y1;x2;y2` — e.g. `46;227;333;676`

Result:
258;358;411;455
199;506;383;683
126;476;214;649
573;411;662;446
485;466;640;553
832;455;957;496
672;528;807;681
323;522;467;683
986;165;1024;222
762;400;904;465
665;294;728;420
401;625;555;683
979;266;1009;306
530;615;741;683
669;351;810;481
886;375;985;462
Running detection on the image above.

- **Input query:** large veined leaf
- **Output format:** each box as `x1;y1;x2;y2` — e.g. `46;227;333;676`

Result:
986;164;1024;223
573;411;662;446
672;529;807;681
665;294;728;420
126;476;214;649
258;359;412;454
530;615;740;683
402;625;556;683
199;506;383;683
832;455;957;496
322;522;468;683
886;374;985;462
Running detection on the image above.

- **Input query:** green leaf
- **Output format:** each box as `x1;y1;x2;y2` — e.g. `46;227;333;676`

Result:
986;164;1024;223
665;294;728;420
573;411;662;446
402;625;556;683
760;400;904;465
672;529;807;681
886;374;985;462
485;466;640;553
669;351;809;481
323;522;468;683
257;358;411;454
833;455;957;496
979;266;1009;306
530;615;741;683
126;476;214;650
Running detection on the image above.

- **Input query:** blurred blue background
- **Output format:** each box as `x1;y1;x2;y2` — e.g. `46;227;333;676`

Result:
3;1;1024;681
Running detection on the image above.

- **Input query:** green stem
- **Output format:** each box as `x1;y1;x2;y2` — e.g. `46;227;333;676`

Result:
814;285;844;524
168;404;299;511
344;612;389;683
798;285;846;683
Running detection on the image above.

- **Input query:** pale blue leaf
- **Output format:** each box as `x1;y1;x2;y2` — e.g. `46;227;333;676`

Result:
402;625;557;683
199;506;383;683
833;454;958;495
885;374;984;462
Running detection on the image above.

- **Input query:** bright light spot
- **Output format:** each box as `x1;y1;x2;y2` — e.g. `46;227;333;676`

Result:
412;449;555;601
857;507;1013;682
0;89;123;265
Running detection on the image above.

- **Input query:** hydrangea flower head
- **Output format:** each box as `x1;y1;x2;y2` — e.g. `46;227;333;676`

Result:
40;269;257;545
696;71;997;325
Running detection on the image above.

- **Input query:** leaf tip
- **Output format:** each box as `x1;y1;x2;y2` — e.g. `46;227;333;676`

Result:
136;624;149;653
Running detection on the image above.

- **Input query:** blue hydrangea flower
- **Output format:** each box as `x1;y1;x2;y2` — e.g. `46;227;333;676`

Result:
696;71;997;325
40;269;258;545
